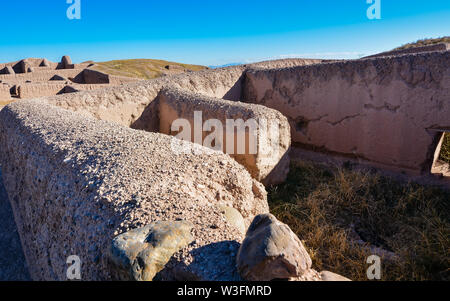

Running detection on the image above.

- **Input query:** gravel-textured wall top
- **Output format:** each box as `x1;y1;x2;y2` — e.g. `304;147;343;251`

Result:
0;100;269;280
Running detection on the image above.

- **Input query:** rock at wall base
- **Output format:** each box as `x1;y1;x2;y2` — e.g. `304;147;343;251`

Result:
236;213;312;281
320;271;351;281
217;205;247;235
109;221;194;281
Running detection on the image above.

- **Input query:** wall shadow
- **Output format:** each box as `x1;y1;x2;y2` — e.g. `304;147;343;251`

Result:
0;168;31;280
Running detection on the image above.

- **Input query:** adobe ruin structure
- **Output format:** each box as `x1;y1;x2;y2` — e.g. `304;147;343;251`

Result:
0;46;449;280
0;56;139;101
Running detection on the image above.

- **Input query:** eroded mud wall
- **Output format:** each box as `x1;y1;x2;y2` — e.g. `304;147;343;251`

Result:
244;51;450;174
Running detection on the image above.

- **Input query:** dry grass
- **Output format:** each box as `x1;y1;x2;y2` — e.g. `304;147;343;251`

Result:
268;162;450;281
93;59;207;80
440;133;450;165
393;37;450;51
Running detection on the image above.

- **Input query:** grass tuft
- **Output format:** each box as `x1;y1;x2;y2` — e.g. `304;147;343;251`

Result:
268;161;450;281
439;133;450;165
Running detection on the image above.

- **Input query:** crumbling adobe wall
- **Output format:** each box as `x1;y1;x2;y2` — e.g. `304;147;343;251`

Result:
81;69;110;84
0;69;85;83
365;43;449;58
244;51;450;174
250;58;325;69
157;87;291;185
0;100;269;280
41;66;248;126
0;66;15;75
0;55;139;102
40;59;321;129
0;85;11;100
18;83;68;98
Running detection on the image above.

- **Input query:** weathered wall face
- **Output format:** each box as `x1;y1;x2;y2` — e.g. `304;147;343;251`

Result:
0;85;11;100
0;58;59;71
244;51;450;174
157;88;291;185
18;83;68;98
0;69;84;83
82;69;110;84
40;59;322;130
0;100;269;280
41;66;249;127
249;58;325;69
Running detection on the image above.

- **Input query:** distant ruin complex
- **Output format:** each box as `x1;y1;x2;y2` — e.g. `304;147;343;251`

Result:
0;44;449;281
0;56;139;101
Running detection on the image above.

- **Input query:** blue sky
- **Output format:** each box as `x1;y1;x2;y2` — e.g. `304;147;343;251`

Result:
1;0;449;66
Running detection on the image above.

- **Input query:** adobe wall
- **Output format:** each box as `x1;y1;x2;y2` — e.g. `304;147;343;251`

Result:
41;65;249;126
157;87;291;185
0;58;58;69
0;85;11;100
18;83;68;98
365;43;449;58
243;51;450;175
40;59;321;128
249;58;325;69
0;69;85;83
82;69;110;84
0;100;269;280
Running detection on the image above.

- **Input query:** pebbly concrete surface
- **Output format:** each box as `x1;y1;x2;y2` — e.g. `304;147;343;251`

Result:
0;100;269;280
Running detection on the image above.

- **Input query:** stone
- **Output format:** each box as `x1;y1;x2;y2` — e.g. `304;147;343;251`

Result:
320;271;351;281
217;205;246;234
289;269;322;281
236;213;312;281
109;221;194;281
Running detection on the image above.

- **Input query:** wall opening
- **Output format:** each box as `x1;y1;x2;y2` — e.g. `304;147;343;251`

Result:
431;131;450;177
9;85;19;98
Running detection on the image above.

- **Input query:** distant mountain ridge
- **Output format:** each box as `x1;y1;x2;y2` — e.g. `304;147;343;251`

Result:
208;62;243;69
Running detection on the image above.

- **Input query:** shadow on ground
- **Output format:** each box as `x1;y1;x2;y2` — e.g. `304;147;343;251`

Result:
0;168;30;280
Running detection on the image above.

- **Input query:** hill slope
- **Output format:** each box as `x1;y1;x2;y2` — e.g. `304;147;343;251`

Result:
92;59;208;80
393;36;449;51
